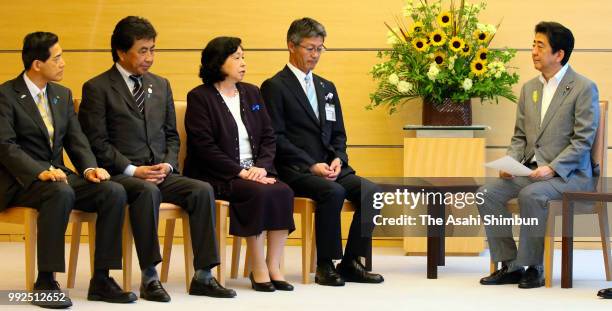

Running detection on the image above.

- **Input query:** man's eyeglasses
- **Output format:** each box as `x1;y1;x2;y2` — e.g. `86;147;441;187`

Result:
298;44;326;54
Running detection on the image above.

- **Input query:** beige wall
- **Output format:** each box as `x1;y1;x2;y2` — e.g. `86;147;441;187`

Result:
1;0;611;241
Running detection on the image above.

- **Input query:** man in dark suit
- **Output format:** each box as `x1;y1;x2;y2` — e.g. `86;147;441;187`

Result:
261;17;383;286
78;16;235;300
0;32;136;308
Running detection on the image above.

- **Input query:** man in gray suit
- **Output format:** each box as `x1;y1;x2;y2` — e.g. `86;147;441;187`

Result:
79;16;236;300
478;22;599;289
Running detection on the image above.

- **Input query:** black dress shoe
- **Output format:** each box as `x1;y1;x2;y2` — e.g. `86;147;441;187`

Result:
87;276;138;303
31;279;72;309
271;279;294;291
518;266;544;289
480;266;524;285
140;280;171;302
189;277;236;298
249;273;275;292
315;264;345;286
597;288;612;298
336;259;384;284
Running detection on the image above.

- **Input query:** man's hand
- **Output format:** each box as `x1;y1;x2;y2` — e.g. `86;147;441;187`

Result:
134;165;167;184
499;170;514;180
85;168;111;183
38;169;67;183
326;158;342;181
309;163;334;178
529;166;555;181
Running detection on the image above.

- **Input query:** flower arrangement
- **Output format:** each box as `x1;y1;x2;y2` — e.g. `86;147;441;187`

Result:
368;0;520;114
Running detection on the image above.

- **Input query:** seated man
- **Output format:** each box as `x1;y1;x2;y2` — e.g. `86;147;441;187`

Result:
78;16;236;301
261;17;383;287
478;22;599;289
0;32;135;308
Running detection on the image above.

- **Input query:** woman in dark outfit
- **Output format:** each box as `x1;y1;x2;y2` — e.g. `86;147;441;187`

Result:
184;37;295;292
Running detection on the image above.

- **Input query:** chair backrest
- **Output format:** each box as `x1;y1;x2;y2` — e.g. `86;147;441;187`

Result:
593;101;608;190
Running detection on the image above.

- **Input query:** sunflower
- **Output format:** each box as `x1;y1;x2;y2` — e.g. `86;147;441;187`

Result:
470;59;487;76
460;44;472;57
429;29;447;46
437;12;452;27
473;30;490;44
476;47;488;62
448;36;465;52
411;37;429;52
433;51;446;65
410;21;425;35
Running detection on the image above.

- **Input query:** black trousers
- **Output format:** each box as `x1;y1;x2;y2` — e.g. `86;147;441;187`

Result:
11;174;126;272
288;171;380;261
112;173;219;270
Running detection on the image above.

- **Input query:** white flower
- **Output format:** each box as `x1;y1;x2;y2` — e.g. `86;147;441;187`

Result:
388;73;400;85
476;23;487;32
495;71;502;78
397;81;413;93
462;78;473;91
386;29;401;45
427;63;440;81
448;55;457;69
486;24;497;34
402;0;414;16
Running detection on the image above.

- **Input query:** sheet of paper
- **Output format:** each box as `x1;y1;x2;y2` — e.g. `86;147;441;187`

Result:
485;155;533;176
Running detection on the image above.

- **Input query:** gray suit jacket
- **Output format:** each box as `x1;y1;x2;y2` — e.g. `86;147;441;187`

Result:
78;66;180;175
0;75;97;210
508;66;599;190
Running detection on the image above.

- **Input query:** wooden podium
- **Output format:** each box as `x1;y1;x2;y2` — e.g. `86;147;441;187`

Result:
403;125;487;256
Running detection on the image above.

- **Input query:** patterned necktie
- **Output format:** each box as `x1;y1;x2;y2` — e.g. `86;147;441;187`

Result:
129;75;145;114
304;75;319;119
36;92;54;148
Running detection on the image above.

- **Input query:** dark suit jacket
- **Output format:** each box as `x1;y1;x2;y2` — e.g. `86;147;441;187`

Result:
183;82;276;195
260;65;353;184
0;74;97;210
78;66;180;175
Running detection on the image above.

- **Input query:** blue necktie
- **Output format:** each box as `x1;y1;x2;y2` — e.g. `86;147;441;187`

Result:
304;75;319;119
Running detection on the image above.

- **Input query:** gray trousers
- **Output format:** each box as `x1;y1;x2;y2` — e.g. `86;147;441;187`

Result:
478;177;563;266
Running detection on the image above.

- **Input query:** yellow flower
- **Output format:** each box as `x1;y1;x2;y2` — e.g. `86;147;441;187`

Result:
410;21;425;35
433;51;446;65
437;12;453;27
448;36;465;52
411;37;429;52
460;44;472;57
532;90;539;103
429;29;447;46
473;30;490;44
476;47;488;62
470;59;487;76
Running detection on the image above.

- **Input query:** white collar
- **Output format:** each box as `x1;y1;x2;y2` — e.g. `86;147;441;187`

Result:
287;62;313;83
22;72;46;100
115;62;137;81
538;64;569;86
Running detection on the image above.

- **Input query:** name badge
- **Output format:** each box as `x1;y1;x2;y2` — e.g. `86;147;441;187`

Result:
325;103;336;122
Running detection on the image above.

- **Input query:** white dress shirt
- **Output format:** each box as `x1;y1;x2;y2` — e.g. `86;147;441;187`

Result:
220;92;253;161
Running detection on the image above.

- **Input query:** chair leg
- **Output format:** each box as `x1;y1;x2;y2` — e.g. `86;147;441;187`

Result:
215;202;227;286
67;222;82;288
598;204;612;281
182;215;194;292
230;237;242;279
301;204;313;283
490;260;497;274
122;209;133;291
24;209;37;291
310;228;316;273
544;213;556;288
160;219;176;283
243;242;251;277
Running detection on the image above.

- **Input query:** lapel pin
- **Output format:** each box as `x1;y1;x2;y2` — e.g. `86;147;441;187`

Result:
20;94;26;99
532;90;538;104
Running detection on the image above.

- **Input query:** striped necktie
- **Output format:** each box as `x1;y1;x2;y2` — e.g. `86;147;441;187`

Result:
304;75;319;119
36;92;54;148
129;75;145;114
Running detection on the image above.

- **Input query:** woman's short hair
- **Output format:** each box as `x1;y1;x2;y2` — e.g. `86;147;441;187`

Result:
199;36;242;85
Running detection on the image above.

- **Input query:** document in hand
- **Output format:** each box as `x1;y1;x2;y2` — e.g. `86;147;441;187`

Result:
485;156;533;176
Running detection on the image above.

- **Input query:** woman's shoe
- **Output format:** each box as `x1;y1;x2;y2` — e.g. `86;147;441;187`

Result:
271;279;294;291
249;273;275;292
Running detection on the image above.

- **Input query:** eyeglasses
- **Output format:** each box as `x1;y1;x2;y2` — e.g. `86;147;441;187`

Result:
298;44;327;54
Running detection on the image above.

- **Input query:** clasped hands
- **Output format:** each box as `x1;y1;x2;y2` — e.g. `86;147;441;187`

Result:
309;158;342;181
238;166;276;184
134;164;171;184
500;165;555;181
38;167;111;183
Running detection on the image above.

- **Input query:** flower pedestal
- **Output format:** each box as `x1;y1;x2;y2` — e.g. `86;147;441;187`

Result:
422;98;472;126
